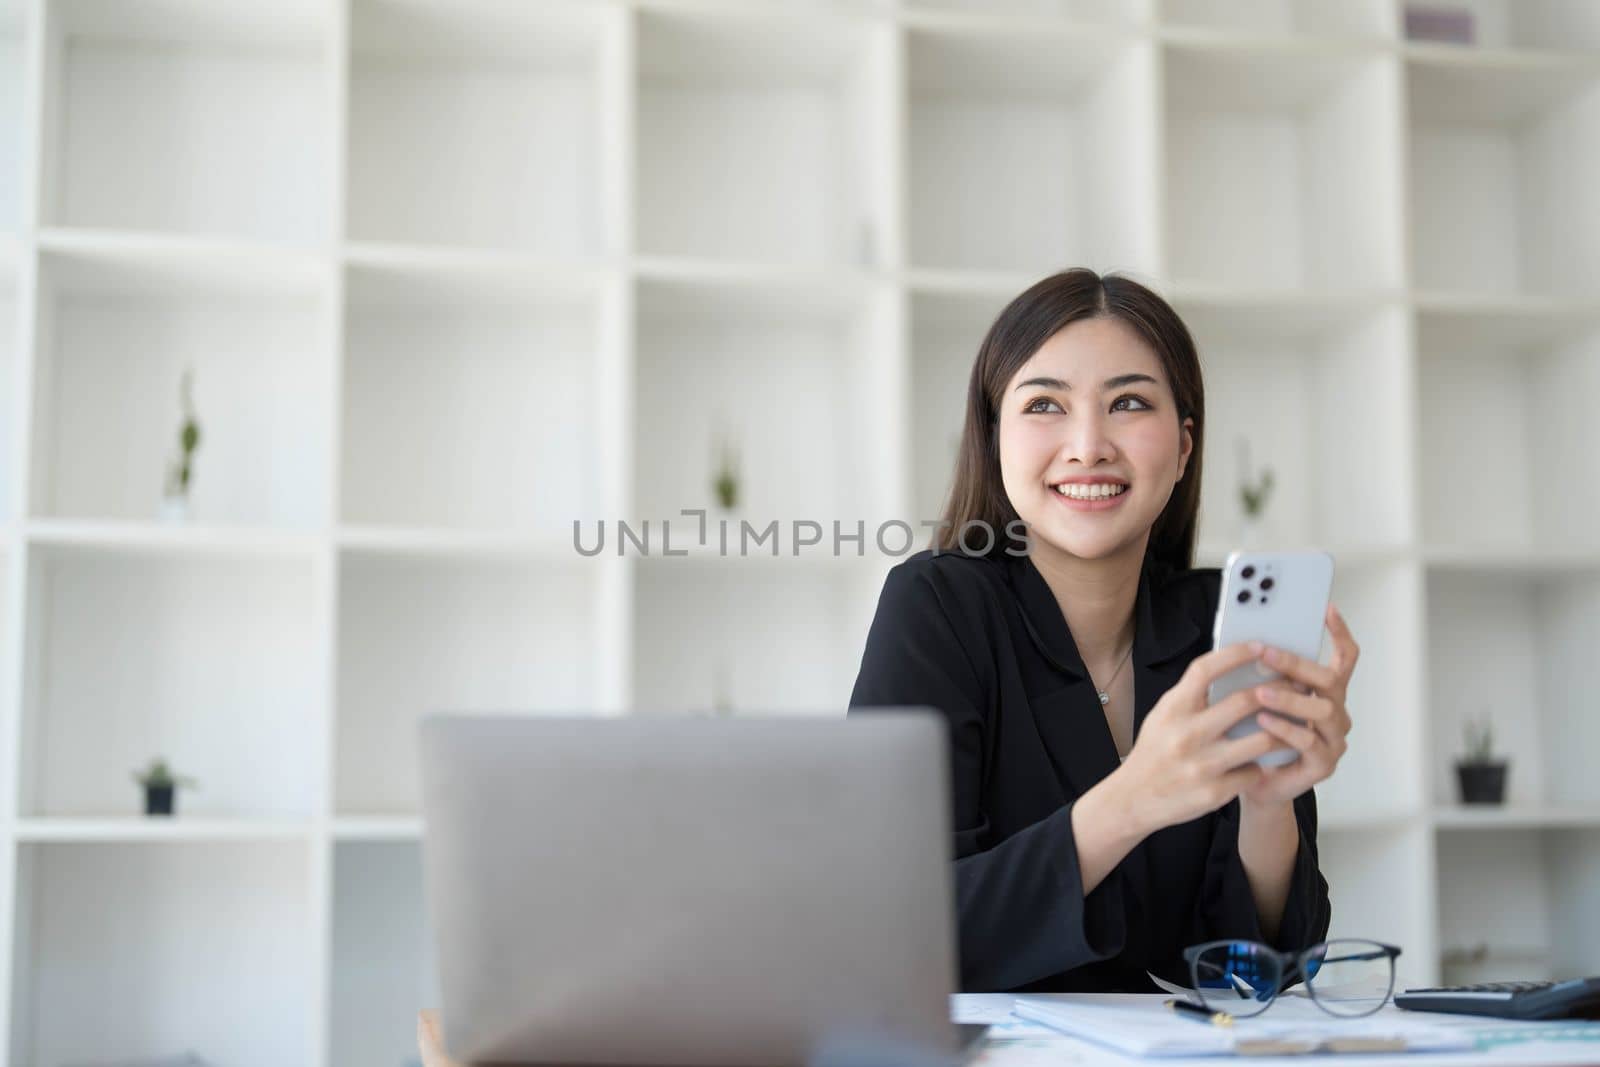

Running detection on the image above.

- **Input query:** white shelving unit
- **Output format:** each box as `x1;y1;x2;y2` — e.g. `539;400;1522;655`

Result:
2;0;1599;1062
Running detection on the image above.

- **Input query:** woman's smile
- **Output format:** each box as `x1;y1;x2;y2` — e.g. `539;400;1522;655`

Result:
1049;478;1131;512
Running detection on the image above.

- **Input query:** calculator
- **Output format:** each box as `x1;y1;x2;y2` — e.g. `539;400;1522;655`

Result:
1395;977;1600;1020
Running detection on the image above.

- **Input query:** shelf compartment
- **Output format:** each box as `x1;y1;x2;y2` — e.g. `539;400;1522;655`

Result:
0;0;27;233
632;555;888;714
334;553;601;816
347;0;615;254
28;240;333;527
1435;828;1600;985
1403;2;1600;54
1174;296;1412;551
1163;41;1402;291
633;274;897;528
339;259;605;532
1310;561;1428;822
908;24;1156;273
330;840;440;1067
9;839;315;1067
1160;0;1394;39
1417;311;1600;551
40;0;332;242
1317;825;1435;987
1426;570;1600;809
635;7;893;267
17;546;322;818
908;288;1009;527
1407;54;1600;296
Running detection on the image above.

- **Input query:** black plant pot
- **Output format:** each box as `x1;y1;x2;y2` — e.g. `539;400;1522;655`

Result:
145;783;175;816
1456;761;1508;805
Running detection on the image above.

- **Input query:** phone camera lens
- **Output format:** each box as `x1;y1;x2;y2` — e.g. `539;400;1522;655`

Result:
1241;565;1256;579
1260;577;1274;591
1237;590;1251;603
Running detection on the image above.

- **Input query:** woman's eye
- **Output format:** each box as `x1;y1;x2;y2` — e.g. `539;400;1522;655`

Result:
1026;395;1151;414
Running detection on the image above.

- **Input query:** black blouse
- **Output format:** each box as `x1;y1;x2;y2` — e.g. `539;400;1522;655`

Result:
847;547;1331;994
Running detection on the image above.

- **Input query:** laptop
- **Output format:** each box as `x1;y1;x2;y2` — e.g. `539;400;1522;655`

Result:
418;711;965;1067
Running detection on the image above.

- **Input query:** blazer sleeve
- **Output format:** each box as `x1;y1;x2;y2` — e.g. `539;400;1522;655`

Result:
1192;790;1332;953
848;561;1128;992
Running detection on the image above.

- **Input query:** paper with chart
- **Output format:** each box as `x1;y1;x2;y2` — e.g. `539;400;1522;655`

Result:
1012;994;1477;1056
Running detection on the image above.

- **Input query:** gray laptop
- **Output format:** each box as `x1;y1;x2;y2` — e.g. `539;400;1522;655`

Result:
418;711;962;1067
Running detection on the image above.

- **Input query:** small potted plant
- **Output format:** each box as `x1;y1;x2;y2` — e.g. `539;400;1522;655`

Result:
1455;714;1508;805
133;758;198;816
161;367;202;522
1238;437;1274;545
712;431;740;512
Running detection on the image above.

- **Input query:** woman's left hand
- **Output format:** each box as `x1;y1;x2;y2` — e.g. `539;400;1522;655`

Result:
1240;602;1358;809
419;1011;463;1067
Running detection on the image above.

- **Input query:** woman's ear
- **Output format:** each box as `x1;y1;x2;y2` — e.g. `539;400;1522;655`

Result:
1176;416;1195;482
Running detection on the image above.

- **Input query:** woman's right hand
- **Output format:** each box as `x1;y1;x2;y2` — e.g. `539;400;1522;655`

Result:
1112;640;1285;834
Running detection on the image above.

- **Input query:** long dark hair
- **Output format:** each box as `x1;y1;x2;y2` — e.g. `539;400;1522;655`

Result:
934;268;1204;574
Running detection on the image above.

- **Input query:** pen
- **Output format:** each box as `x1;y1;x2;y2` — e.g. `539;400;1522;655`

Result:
1165;998;1234;1027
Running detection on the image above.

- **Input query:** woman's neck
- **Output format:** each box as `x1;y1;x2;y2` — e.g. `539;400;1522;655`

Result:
1027;534;1146;673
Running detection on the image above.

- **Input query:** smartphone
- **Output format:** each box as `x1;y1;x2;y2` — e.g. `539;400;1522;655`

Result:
1208;550;1335;768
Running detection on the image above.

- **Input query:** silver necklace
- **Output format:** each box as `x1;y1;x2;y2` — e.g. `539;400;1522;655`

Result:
1092;639;1135;706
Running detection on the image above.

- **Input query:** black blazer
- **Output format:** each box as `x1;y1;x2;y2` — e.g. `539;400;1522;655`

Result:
848;548;1331;994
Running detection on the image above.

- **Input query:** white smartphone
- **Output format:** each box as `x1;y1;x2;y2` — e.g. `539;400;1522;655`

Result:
1208;550;1335;768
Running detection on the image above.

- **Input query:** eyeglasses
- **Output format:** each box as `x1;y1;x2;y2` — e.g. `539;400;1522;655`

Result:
1182;939;1403;1019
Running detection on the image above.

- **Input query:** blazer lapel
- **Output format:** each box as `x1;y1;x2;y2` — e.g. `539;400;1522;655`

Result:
1125;563;1211;932
1026;681;1121;803
1131;561;1211;743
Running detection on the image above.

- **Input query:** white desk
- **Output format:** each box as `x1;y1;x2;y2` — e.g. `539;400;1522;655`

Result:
960;994;1600;1067
419;997;1600;1067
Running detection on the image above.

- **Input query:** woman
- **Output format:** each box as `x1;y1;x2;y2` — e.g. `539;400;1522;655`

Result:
848;269;1354;994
